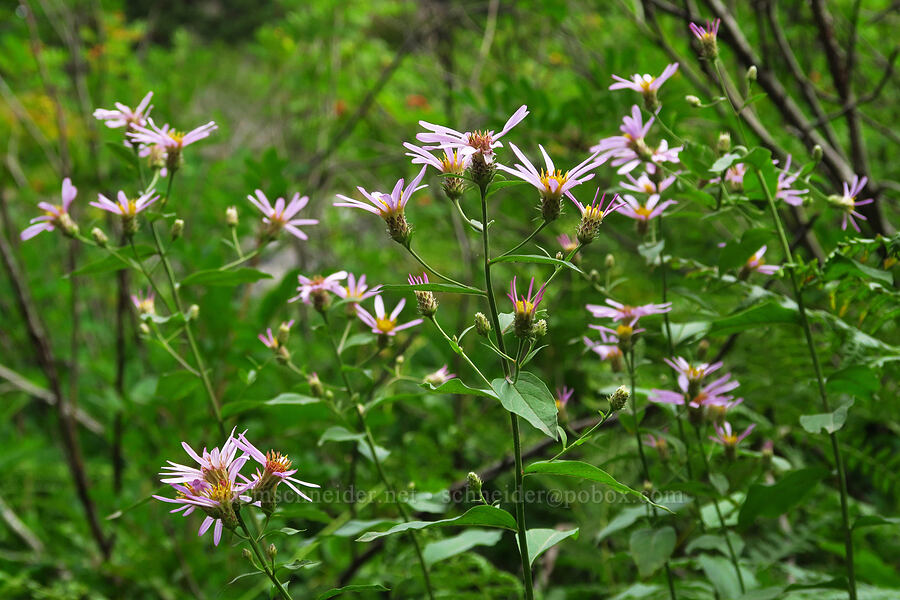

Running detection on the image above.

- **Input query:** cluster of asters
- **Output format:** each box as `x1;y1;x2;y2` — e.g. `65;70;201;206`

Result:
153;429;318;546
583;299;673;365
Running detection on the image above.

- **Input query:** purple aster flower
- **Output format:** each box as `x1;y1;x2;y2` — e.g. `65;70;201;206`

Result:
689;19;720;42
233;432;319;503
91;190;158;217
290;271;348;305
644;431;670;459
583;332;624;363
832;175;874;232
591;105;655;174
710;421;755;449
424;365;456;386
650;372;740;408
334;168;427;244
93;91;153;130
586;299;672;326
416;105;529;165
497;143;604;204
131;288;156;316
572;190;624;243
558;233;579;254
620;172;676;195
619;193;676;232
127;118;217;172
258;320;294;350
21;177;79;240
247;190;318;240
508;276;547;338
355;296;423;336
610;63;679;94
775;155;808;206
335;273;381;304
741;245;780;277
555;386;574;409
403;142;471;175
663;356;724;393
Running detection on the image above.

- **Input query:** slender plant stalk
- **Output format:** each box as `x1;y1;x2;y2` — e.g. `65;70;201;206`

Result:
235;510;293;600
478;182;534;600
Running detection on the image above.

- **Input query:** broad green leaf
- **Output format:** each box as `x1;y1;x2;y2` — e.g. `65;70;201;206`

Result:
709;300;798;335
738;467;828;527
686;532;744;558
698;553;742;599
637;240;665;265
826;365;879;400
356;505;517;542
486;179;528;197
356;440;390;463
525;460;668;510
318;426;364;446
180;267;272;286
742;147;773;170
491;372;558;439
332;519;397;538
155;371;200;401
629;527;676;578
678;140;715;175
340;333;377;352
490;254;583;274
106;141;140;171
824;254;892;285
595;505;646;542
423;529;503;567
70;245;155;276
221;393;319;418
421;379;497;398
718;228;771;272
380;282;484;295
710;152;741;173
799;399;854;434
316;584;390;600
521;527;579;566
852;515;900;530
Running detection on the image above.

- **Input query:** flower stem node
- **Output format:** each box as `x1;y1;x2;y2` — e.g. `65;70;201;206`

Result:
474;312;492;337
609;385;630;412
171;218;184;241
91;227;108;247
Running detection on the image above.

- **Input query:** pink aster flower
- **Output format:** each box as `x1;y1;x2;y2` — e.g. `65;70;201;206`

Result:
424;365;456;386
416;104;529;164
586;299;672;326
621;172;676;196
497;143;604;203
158;429;247;486
508;276;547;318
689;19;720;42
233;432;319;502
618;194;676;231
610;63;679;94
355;296;423;336
403;142;471;175
648;140;682;171
127;118;217;171
583;332;624;364
289;271;348;304
258;320;294;349
571;190;624;234
556;386;574;409
775;155;807;206
91;190;158;218
741;246;780;277
247;190;318;240
833;175;874;232
558;233;579;254
333;168;427;244
131;288;156;316
335;273;381;303
663;356;724;393
93;91;153;130
650;372;740;408
591;105;654;174
21;177;78;241
710;421;755;449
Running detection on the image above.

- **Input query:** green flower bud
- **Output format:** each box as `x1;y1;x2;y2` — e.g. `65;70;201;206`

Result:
474;312;491;337
609;385;629;412
91;227;108;247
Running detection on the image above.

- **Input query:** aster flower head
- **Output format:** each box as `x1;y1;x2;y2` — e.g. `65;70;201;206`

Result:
556;386;574;410
775;155;808;206
829;175;874;232
508;276;547;338
621;171;676;196
246;190;318;241
740;245;780;279
290;271;347;312
711;421;755;459
583;332;624;371
127;118;218;172
90;190;158;236
558;233;579;255
404;142;470;200
619;193;677;234
663;356;723;397
131;288;156;316
408;272;439;317
93;91;153;131
233;432;319;513
259;320;294;360
333;167;427;245
609;63;679;112
21;177;79;240
335;273;381;304
356;296;423;338
424;365;456;387
572;190;624;244
644;432;670;460
586;298;672;327
497;143;604;222
591;105;656;174
650;371;741;423
690;19;721;59
140;142;169;176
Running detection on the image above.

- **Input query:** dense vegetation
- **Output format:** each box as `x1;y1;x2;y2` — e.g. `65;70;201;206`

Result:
1;1;898;598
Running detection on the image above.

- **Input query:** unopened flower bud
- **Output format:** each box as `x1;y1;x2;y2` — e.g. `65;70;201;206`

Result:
474;312;491;337
746;65;757;82
277;321;292;346
395;355;405;366
91;227;108;247
609;385;629;412
325;389;334;401
139;323;151;335
243;548;253;561
812;145;823;163
266;544;277;559
226;206;239;227
414;290;438;317
654;437;670;461
605;254;616;270
187;304;200;320
685;95;702;107
555;251;564;260
385;213;412;246
467;471;483;494
717;132;732;155
642;480;654;496
59;212;79;238
171;218;184;241
308;372;324;398
531;319;548;338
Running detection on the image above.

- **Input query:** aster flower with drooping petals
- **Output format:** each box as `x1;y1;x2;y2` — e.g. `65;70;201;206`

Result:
356;296;423;337
620;172;676;196
558;234;579;254
609;63;679;111
334;167;427;245
555;386;574;410
233;431;319;511
131;288;156;316
710;163;747;192
508;276;547;338
663;356;723;396
290;271;347;311
618;194;677;234
246;190;318;240
93;91;153;130
591;105;655;174
583;331;624;371
740;245;780;278
690;19;721;59
91;190;159;235
571;190;624;244
830;175;874;232
587;299;672;326
258;320;294;361
404;142;470;200
497;143;604;222
416;104;529;166
775;155;808;206
335;273;381;304
21;177;79;240
424;365;456;386
127;118;218;172
710;421;755;458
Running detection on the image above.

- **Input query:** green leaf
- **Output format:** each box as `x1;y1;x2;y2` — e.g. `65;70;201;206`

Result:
629;527;676;578
340;333;376;352
521;528;579;566
596;505;646;542
315;584;390;599
227;572;262;585
742;147;773;170
356;440;390;463
852;515;900;530
155;371;200;401
490;254;583;274
318;426;364;446
70;245;155;276
709;300;798;335
486;179;528;197
678;140;715;175
356;505;517;542
826;366;879;400
180;267;272;287
280;559;318;570
799;399;854;434
491;372;558;439
331;519;397;538
525;460;668;510
637;240;665;265
710;152;741;173
698;553;742;599
106;141;140;171
824;254;892;285
738;467;828;528
718;228;771;272
220;393;319;418
421;379;497;398
423;529;503;567
380;282;484;295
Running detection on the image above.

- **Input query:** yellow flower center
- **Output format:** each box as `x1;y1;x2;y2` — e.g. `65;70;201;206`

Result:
539;169;569;197
167;130;186;147
515;299;534;315
643;183;655;193
375;317;396;333
634;205;653;219
583;204;605;221
616;324;633;338
440;150;467;174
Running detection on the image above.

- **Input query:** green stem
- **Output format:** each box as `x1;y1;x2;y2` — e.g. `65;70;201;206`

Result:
428;316;492;388
498;221;546;258
231;227;244;259
236;510;293;600
405;244;475;291
479;182;534;600
221;245;265;271
129;236;172;313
